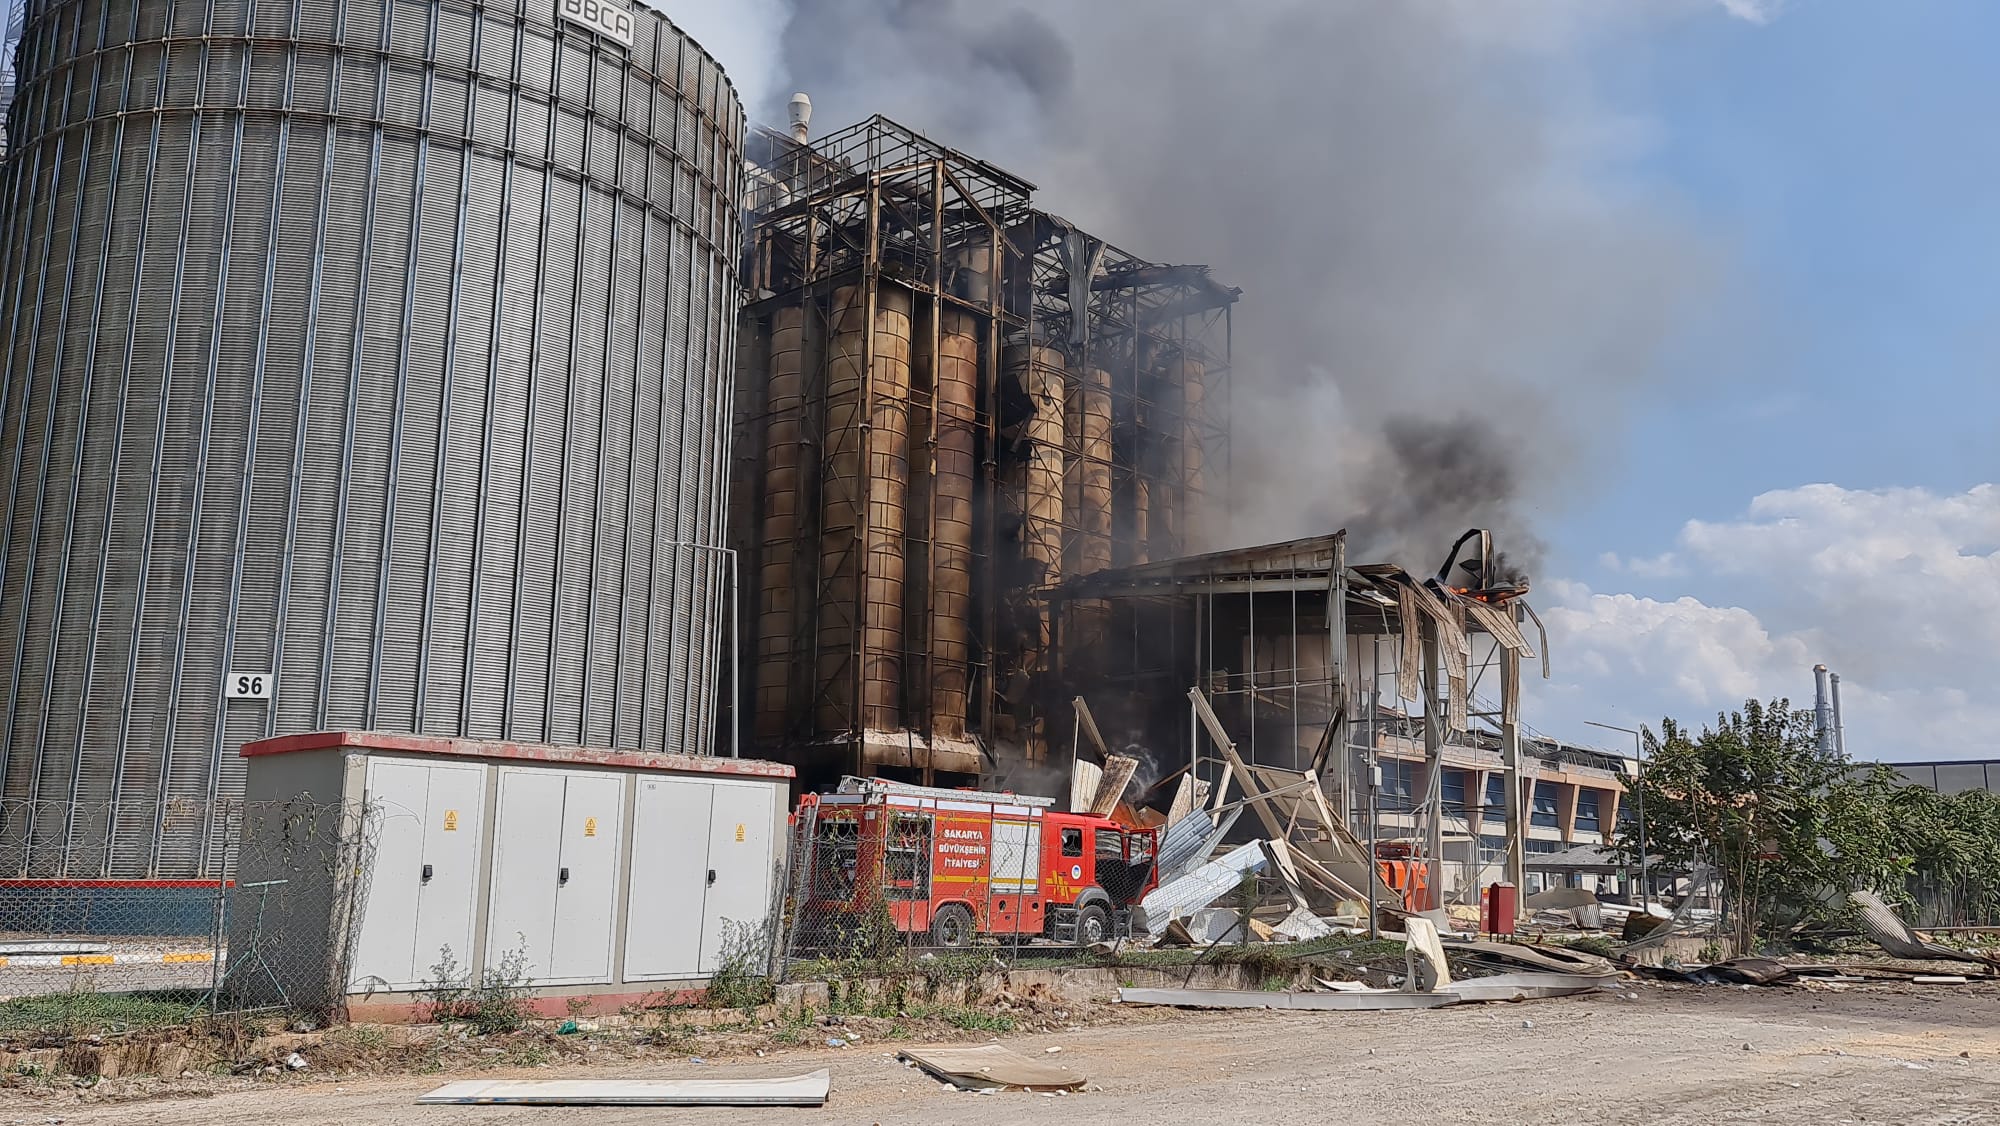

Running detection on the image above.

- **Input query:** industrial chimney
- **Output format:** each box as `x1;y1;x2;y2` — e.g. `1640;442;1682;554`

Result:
788;92;812;143
1829;671;1847;758
1812;664;1837;756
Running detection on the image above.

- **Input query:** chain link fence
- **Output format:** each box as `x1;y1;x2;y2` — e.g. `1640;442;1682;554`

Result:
0;798;375;1035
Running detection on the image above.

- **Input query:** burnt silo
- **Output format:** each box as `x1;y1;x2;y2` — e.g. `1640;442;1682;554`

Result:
0;0;743;877
731;116;1237;786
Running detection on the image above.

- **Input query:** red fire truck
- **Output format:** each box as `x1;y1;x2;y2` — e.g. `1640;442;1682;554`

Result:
795;777;1160;947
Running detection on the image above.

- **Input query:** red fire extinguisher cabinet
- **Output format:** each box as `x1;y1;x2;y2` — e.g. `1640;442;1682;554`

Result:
1483;882;1518;935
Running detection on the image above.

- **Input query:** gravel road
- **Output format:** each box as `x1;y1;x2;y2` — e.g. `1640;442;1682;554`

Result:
18;984;2000;1125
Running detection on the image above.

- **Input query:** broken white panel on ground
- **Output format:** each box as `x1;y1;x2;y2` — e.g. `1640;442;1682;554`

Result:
1131;839;1266;934
416;1070;832;1106
1117;986;1459;1011
899;1044;1086;1090
1404;916;1452;992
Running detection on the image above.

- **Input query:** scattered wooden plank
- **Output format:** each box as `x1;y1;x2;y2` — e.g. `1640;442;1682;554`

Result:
1166;773;1199;827
1070;760;1102;815
1090;755;1140;817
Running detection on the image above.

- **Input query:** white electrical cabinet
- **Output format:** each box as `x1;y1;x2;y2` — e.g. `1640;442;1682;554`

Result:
488;767;625;985
348;759;487;991
700;780;780;973
622;776;714;980
621;776;781;979
234;730;795;1016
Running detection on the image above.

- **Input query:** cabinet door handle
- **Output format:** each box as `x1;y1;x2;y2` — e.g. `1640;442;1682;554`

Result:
422;863;433;882
559;867;571;885
707;868;717;886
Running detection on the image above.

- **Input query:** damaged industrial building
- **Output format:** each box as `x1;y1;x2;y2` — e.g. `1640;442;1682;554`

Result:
724;102;1613;907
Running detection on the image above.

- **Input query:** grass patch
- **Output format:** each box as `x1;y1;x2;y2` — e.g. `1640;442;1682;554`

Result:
1557;936;1618;959
939;1007;1016;1033
0;988;203;1035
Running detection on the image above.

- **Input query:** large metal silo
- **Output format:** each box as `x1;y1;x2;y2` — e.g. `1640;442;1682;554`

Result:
0;0;743;876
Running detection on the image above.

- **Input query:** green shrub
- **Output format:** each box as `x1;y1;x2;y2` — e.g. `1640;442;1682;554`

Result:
423;943;533;1035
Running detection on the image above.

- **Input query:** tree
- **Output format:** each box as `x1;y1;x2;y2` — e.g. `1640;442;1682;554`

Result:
1616;699;1911;948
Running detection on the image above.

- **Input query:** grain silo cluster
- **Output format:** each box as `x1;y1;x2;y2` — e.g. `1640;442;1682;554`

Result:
728;113;1238;788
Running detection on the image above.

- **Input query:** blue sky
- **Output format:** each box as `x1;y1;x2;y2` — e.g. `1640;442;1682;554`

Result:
1521;1;2000;760
1561;0;2000;556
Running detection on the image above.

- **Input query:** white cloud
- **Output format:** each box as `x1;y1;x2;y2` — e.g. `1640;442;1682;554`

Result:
1533;484;2000;761
1596;550;1685;577
1716;0;1785;25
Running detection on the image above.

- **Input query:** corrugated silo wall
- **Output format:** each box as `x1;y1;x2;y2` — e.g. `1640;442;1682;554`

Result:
0;0;742;877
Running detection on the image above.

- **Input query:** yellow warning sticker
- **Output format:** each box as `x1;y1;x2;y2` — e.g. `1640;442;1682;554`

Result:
443;810;459;831
735;823;746;842
584;817;598;838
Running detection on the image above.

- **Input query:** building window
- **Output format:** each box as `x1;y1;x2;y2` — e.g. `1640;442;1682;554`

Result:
1575;789;1601;833
1381;760;1416;811
1531;782;1560;829
1442;769;1468;814
1483;773;1505;814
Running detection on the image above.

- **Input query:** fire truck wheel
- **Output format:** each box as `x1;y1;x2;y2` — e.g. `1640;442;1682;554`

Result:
1075;903;1111;947
929;903;975;949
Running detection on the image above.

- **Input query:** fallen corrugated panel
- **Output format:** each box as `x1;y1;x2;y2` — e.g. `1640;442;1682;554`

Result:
1850;891;2000;969
1132;839;1266;935
1444;939;1615;977
898;1044;1085;1090
1153;807;1215;882
1116;987;1459;1011
416;1071;832;1106
1442;972;1618;1002
1523;887;1599;911
1618;864;1712;953
1710;957;1793;986
1155;806;1243;885
1273;905;1337;942
1182;907;1248;944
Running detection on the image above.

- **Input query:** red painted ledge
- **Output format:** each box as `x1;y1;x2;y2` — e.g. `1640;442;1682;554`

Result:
241;730;794;780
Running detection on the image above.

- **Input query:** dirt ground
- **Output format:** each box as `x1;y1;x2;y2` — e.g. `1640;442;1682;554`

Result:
16;983;2000;1125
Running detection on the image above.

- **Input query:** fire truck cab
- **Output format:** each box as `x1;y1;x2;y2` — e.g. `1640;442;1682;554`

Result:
797;777;1159;947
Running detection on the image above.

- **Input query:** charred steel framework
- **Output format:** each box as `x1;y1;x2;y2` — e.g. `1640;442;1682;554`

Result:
730;116;1235;785
1056;532;1544;904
